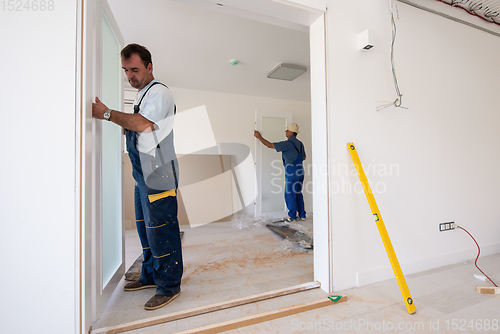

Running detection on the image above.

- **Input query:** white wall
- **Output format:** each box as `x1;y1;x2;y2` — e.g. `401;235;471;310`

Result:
325;0;500;291
0;2;78;333
169;86;313;216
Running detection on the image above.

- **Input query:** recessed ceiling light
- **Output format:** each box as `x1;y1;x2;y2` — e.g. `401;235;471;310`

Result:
267;63;307;81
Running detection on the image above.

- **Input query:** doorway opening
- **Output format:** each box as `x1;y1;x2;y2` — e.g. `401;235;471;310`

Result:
84;1;329;332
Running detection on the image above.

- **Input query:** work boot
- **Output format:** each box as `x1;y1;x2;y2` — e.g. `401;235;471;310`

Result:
144;289;181;310
124;280;156;291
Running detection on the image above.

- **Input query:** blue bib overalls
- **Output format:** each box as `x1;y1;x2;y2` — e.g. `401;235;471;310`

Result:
125;82;183;297
284;140;306;220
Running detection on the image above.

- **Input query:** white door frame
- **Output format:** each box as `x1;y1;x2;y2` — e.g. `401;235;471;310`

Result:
267;0;331;295
78;1;330;332
93;0;125;319
78;0;125;332
255;110;293;219
309;14;332;293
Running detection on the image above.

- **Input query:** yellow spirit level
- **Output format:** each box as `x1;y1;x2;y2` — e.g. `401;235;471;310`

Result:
347;143;416;314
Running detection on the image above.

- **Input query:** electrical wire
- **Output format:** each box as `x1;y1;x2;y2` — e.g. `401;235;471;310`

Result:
379;0;499;112
399;0;500;38
435;0;500;26
457;225;498;287
377;1;407;111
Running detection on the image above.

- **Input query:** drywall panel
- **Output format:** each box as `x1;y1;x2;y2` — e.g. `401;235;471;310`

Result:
181;170;239;228
0;1;78;333
325;0;500;291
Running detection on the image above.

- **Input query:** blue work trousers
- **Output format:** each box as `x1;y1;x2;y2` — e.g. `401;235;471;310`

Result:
134;182;183;297
284;163;306;220
127;127;183;297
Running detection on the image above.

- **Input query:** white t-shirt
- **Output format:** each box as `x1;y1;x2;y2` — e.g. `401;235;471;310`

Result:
134;80;175;156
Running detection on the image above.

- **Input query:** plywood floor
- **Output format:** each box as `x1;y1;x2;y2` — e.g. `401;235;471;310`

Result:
92;219;314;330
126;253;500;334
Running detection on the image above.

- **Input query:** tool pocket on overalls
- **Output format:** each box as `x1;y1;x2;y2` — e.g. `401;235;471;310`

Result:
145;188;178;227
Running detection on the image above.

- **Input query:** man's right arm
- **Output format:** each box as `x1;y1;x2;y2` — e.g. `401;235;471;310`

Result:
108;110;155;132
92;97;154;132
254;130;275;149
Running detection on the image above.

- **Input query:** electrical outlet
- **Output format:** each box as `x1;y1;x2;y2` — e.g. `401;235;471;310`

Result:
439;222;456;232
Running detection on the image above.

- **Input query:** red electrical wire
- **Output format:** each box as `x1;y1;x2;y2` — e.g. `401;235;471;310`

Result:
457;226;498;287
435;0;500;27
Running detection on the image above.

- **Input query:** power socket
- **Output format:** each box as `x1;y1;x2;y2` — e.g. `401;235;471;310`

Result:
439;222;457;232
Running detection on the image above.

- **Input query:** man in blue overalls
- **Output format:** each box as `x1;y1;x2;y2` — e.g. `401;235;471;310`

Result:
254;123;306;221
92;44;182;310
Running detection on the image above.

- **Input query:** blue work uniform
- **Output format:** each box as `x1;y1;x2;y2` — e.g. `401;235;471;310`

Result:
125;81;183;297
274;136;306;220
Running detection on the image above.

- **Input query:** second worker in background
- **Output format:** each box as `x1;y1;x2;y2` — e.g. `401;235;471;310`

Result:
254;123;306;222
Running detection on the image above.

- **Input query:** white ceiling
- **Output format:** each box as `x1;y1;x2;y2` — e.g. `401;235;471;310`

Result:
107;0;316;102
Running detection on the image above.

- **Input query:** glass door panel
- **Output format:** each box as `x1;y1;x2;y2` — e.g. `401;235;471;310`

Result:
101;13;123;288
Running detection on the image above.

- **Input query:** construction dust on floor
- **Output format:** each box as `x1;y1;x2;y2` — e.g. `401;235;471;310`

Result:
94;218;314;331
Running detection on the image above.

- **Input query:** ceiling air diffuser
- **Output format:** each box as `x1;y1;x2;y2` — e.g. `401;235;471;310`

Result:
267;63;307;81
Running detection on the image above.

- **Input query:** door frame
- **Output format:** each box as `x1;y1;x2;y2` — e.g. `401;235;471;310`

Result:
93;0;126;319
78;2;331;333
309;13;332;293
254;110;293;219
78;0;126;332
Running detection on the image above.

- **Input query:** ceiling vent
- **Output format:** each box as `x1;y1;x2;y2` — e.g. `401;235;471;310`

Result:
267;63;307;81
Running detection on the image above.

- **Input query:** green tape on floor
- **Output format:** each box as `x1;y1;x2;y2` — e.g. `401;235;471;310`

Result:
328;295;342;303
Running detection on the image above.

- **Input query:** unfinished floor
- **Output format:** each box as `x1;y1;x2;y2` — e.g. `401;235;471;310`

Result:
93;221;500;334
130;256;500;333
92;218;314;332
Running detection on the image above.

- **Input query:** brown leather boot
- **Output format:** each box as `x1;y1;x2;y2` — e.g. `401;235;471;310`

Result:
124;280;156;291
144;289;181;310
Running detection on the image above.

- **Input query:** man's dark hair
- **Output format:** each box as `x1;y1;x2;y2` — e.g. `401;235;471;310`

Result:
293;132;298;136
121;43;152;68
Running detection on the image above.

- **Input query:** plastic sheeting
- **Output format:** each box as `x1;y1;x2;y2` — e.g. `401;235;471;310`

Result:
231;214;314;253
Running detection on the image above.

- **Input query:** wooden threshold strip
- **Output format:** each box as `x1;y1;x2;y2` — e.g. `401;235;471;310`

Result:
91;281;320;334
476;286;500;294
174;296;347;334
